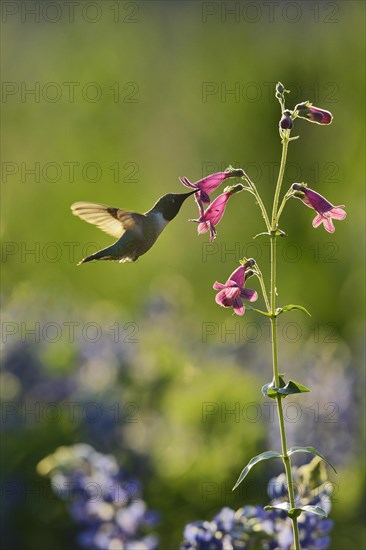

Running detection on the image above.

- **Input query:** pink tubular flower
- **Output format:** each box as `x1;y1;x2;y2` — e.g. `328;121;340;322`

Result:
180;167;244;213
213;261;258;316
292;183;346;233
190;184;244;242
295;101;333;125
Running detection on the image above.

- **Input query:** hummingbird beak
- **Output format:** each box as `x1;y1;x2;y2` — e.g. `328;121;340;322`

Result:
179;189;199;200
170;189;198;210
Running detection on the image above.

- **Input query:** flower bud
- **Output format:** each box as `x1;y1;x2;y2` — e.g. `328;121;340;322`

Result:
276;82;285;95
223;183;244;194
279;110;294;130
295;102;333;125
292;183;305;192
225;166;245;178
240;258;256;270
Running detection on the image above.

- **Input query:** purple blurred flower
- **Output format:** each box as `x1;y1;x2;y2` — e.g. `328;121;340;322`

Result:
190;184;244;241
292;184;346;233
38;444;159;550
213;261;258;316
295;102;333;125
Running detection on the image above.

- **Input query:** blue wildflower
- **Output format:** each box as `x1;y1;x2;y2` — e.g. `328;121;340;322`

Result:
37;444;159;550
181;458;333;550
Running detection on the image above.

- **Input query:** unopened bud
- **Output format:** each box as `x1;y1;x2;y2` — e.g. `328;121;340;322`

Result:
276;82;285;95
295;102;333;125
280;110;294;130
225;166;245;178
224;183;244;194
244;269;254;281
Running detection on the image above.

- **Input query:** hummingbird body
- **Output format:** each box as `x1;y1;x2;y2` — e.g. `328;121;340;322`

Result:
71;191;195;265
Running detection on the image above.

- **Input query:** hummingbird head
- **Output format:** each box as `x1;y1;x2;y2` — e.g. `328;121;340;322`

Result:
150;190;197;221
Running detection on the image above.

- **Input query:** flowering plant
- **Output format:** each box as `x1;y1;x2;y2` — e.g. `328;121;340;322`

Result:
182;457;333;549
180;82;344;549
37;444;159;550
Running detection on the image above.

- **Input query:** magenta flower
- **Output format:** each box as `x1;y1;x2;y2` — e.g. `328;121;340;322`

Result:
292;183;346;233
180;167;244;213
295;102;333;125
213;261;258;316
190;184;244;241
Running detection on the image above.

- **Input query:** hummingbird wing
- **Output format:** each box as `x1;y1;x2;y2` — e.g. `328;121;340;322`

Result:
71;202;145;240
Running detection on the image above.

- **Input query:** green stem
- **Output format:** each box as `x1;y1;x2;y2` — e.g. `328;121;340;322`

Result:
243;174;271;231
253;266;270;312
271;135;289;228
276;188;293;221
270;136;300;550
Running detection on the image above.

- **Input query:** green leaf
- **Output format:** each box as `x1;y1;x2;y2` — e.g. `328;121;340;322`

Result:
246;306;272;317
277;380;311;396
262;376;285;398
265;504;328;519
265;502;291;512
266;504;303;520
253;232;270;239
278;304;311;316
262;376;310;398
233;451;282;491
300;505;328;518
273;228;287;237
261;385;277;399
287;446;337;473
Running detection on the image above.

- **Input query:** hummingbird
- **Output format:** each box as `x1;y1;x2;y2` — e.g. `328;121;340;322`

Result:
71;190;196;265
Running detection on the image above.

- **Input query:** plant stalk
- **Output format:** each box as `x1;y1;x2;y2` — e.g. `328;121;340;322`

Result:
270;136;300;550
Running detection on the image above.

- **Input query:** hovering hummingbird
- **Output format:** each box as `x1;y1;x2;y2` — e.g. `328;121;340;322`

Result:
71;190;196;265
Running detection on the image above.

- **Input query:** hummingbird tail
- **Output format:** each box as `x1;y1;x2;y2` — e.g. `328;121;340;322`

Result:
77;248;114;265
77;256;93;266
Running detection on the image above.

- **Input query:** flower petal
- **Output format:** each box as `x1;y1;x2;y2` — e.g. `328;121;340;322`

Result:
203;193;231;225
224;286;241;300
198;190;210;205
213;282;225;291
309;106;333;125
329;207;346;220
303;188;334;214
312;213;324;228
215;289;232;308
323;216;335;233
228;265;246;287
232;298;245;316
198;172;230;194
240;288;258;303
209;223;217;242
194;194;206;216
179;177;196;190
197;221;210;235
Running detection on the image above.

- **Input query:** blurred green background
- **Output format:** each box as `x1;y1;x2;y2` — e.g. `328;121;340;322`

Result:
1;1;365;549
